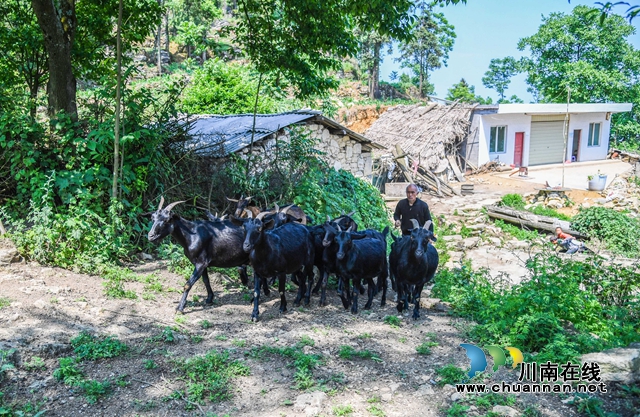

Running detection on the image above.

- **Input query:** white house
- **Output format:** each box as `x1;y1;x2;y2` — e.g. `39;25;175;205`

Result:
464;103;633;168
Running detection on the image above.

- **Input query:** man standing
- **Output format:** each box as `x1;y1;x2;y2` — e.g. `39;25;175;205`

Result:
394;184;433;236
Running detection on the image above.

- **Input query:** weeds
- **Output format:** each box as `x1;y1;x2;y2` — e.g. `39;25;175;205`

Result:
79;379;112;403
24;356;46;371
0;349;16;381
174;350;250;405
71;331;128;361
383;315;401;328
0;298;10;309
201;320;212;329
435;364;467;386
333;404;354;416
367;405;386;416
144;359;157;370
338;346;381;362
416;341;438;355
53;357;84;385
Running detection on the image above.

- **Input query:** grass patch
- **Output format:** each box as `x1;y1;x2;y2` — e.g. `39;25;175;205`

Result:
144;359;157;370
71;331;128;361
383;315;401;328
101;266;139;299
24;356;46;371
333;404;354;416
367;404;386;416
247;338;323;390
435;364;467;386
338;346;381;361
499;193;526;210
529;205;572;221
416;341;438;355
201;320;212;329
0;297;10;309
494;219;539;241
174;350;250;405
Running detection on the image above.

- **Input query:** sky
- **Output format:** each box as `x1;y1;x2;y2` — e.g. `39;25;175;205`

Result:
379;0;640;103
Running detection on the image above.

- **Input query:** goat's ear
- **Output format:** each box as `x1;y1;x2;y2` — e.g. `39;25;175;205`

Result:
263;219;274;229
390;232;398;242
230;216;246;226
350;232;368;240
429;235;438;243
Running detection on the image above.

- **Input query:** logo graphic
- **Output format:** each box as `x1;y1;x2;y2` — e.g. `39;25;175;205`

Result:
460;343;488;378
459;344;524;377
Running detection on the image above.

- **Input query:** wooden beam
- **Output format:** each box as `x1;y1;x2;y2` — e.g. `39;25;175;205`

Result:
486;205;585;238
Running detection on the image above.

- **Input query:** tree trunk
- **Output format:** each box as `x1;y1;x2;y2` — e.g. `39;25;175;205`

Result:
164;12;169;51
157;21;162;75
370;41;381;99
112;0;123;199
31;0;78;121
485;204;584;237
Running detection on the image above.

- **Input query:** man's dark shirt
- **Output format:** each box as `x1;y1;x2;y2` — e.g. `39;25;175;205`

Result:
394;198;433;236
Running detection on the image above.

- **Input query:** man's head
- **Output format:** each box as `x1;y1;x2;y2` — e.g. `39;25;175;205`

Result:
406;184;419;204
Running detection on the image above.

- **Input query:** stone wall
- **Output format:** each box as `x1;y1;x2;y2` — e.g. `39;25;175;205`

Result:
305;122;373;178
234;122;373;179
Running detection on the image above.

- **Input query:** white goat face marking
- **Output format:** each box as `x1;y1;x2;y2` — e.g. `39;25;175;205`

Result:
253;291;258;297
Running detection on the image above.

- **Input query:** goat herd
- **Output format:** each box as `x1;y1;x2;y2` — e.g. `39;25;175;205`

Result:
146;196;439;322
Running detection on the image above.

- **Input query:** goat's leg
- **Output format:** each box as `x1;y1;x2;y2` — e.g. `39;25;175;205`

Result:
293;270;305;307
251;273;261;322
177;264;206;313
350;279;360;314
338;277;351;309
319;269;329;307
312;265;322;295
412;283;425;320
262;276;271;296
379;267;389;307
364;278;374;310
304;265;314;306
238;265;249;288
278;273;287;314
201;269;214;305
396;281;404;313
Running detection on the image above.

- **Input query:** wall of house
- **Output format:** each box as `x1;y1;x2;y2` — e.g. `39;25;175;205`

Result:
306;122;373;178
567;113;611;162
477;113;532;166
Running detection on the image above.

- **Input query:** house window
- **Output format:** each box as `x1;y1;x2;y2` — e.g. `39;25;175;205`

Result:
490;126;506;153
588;123;601;147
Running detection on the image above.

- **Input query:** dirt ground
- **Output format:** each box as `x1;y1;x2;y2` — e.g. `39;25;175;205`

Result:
0;176;632;417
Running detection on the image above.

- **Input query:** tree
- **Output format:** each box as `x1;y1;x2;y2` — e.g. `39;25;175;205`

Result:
235;0;414;99
518;5;640;143
397;2;456;98
482;57;520;102
445;78;492;104
357;30;391;99
29;0;163;120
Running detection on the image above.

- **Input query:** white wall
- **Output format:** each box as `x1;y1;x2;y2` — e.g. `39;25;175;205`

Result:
478;113;531;166
474;111;613;166
567;113;611;162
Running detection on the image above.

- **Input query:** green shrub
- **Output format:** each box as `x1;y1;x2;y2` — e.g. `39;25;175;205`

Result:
53;357;84;385
499;193;526;210
71;332;128;361
436;364;467;385
180;59;288;115
494;219;540;241
529;205;572;221
571;206;640;257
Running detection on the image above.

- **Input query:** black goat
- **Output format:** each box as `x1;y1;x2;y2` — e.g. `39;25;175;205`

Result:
332;224;389;314
147;197;250;313
389;219;439;320
232;214;314;321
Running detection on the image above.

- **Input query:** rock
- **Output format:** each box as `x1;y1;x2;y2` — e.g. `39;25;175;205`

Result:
458;237;480;250
419;297;441;309
509;240;530;250
466;224;486;231
581;346;640;383
416;384;434;396
293;391;328;411
546;198;564;209
450;392;463;402
492;405;519;417
381;393;392;402
442;384;455;392
488;237;502;247
442;235;462;242
33;299;48;309
0;239;20;264
389;382;402;393
28;376;53;391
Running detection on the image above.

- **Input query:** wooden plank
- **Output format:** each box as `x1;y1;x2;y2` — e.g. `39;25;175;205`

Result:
447;155;465;182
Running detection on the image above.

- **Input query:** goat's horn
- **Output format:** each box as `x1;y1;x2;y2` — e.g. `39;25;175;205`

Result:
164;200;185;212
282;204;293;213
336;224;342;232
347;224;354;233
158;196;165;210
274;203;280;212
424;220;432;230
410;219;420;229
226;197;239;203
256;211;268;221
341;210;346;216
244;208;254;219
245;196;253;201
327;215;331;222
347;210;356;217
220;214;228;220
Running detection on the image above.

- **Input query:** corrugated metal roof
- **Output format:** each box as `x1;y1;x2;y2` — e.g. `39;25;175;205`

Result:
184;110;384;156
185;111;320;156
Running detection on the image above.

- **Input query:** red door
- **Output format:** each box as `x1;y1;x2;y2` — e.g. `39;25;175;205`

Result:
514;132;524;167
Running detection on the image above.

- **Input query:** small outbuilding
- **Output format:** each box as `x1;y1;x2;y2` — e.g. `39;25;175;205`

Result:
186;110;383;178
466;103;634;168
